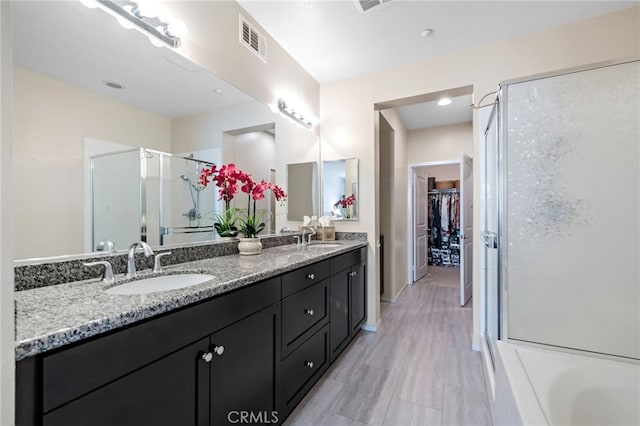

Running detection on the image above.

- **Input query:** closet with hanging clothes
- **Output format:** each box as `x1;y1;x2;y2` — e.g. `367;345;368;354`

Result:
427;187;460;267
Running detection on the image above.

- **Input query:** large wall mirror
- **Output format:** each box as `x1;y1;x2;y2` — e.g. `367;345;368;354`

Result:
322;158;359;221
11;1;319;260
286;162;318;221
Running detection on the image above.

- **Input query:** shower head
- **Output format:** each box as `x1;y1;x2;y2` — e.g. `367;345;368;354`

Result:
180;174;191;183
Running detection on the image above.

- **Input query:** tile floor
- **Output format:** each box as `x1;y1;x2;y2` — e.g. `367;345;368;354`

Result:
284;266;492;426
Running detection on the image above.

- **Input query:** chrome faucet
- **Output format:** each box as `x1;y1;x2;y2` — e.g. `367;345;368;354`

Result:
127;241;154;278
300;226;316;245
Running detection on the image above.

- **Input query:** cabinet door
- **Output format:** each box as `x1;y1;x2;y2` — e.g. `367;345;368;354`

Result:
329;270;350;362
210;303;280;425
43;338;209;426
350;261;367;334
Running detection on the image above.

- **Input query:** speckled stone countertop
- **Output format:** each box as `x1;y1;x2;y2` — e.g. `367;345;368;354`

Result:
15;240;367;361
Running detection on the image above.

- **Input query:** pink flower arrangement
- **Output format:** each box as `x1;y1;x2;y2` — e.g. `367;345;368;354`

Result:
199;164;287;238
334;194;356;208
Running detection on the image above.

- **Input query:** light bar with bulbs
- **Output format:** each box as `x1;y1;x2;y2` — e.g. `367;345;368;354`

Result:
97;0;184;48
277;99;316;129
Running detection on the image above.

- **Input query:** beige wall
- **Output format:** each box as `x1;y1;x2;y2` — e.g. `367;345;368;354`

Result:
408;123;473;164
0;3;13;423
161;1;319;119
320;7;640;344
379;109;408;302
417;165;460;182
12;66;171;259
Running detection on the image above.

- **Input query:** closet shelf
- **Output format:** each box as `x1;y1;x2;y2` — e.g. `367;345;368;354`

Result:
428;188;459;195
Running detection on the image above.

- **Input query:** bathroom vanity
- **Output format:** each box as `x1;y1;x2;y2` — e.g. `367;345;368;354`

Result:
15;241;367;426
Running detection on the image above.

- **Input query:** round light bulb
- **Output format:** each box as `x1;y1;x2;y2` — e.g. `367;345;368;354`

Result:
136;1;161;18
148;35;165;47
166;19;187;38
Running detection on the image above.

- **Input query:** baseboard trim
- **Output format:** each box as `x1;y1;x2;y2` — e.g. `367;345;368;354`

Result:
361;318;382;332
380;282;409;304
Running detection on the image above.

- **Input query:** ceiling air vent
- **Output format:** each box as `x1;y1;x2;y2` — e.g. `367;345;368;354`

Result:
239;15;267;62
354;0;394;13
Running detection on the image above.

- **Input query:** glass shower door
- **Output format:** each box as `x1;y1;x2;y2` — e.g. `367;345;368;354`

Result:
503;60;639;359
482;104;500;366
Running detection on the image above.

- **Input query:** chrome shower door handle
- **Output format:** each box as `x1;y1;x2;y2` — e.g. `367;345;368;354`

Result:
481;231;498;249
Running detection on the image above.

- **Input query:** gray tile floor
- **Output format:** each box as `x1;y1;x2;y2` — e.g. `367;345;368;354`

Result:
284;266;492;426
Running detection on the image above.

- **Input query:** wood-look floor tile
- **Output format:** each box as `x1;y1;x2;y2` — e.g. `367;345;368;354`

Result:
444;340;486;394
382;398;442;426
336;363;398;426
326;341;371;384
284;377;347;425
408;328;449;363
395;355;444;410
441;385;491;426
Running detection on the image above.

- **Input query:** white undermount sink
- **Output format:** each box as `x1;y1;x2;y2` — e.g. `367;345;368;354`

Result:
105;273;215;295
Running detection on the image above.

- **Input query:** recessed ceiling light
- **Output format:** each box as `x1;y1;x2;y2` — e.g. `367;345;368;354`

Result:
214;88;223;95
102;80;124;90
421;28;434;38
437;97;452;106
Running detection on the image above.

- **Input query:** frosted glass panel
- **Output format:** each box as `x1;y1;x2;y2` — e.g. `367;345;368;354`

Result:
92;150;140;251
505;61;639;359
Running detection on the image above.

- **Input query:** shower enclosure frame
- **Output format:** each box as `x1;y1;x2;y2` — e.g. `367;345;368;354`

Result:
90;148;216;251
495;56;639;359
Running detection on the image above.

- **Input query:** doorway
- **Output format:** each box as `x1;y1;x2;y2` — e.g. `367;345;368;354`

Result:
409;158;473;306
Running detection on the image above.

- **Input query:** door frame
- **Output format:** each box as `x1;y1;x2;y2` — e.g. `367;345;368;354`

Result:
406;160;460;285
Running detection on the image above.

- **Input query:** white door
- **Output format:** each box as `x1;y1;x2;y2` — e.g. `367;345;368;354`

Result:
460;154;473;306
413;172;429;282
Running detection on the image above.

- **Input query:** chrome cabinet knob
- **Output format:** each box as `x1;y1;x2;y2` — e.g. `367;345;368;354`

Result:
201;352;213;363
304;309;314;316
306;273;315;280
305;361;314;369
213;345;225;356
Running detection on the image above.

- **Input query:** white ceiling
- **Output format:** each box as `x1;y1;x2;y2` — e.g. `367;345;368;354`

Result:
12;1;255;119
238;0;636;84
238;0;636;130
12;1;637;130
394;94;473;130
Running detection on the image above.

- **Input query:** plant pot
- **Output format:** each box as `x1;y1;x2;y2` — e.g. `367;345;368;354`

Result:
237;237;262;255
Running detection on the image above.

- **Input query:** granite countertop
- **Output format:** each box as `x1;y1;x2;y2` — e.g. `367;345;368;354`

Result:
15;241;367;361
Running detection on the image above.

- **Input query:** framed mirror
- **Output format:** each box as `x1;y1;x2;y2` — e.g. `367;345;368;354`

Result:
11;1;319;260
286;162;318;221
322;158;359;221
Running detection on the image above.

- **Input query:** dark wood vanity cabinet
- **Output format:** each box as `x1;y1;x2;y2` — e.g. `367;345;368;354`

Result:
329;248;367;362
17;277;281;426
16;246;367;426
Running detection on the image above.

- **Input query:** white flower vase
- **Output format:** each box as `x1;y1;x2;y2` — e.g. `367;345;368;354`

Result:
238;237;262;255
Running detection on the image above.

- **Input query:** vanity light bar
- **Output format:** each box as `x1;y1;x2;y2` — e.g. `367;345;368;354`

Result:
277;99;315;129
97;0;182;48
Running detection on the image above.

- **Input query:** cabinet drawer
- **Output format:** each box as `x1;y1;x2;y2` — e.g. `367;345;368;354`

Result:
282;259;330;297
282;280;328;357
330;247;366;274
281;325;329;405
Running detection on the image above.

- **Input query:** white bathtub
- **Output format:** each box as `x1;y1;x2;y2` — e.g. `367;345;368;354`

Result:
494;342;640;426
